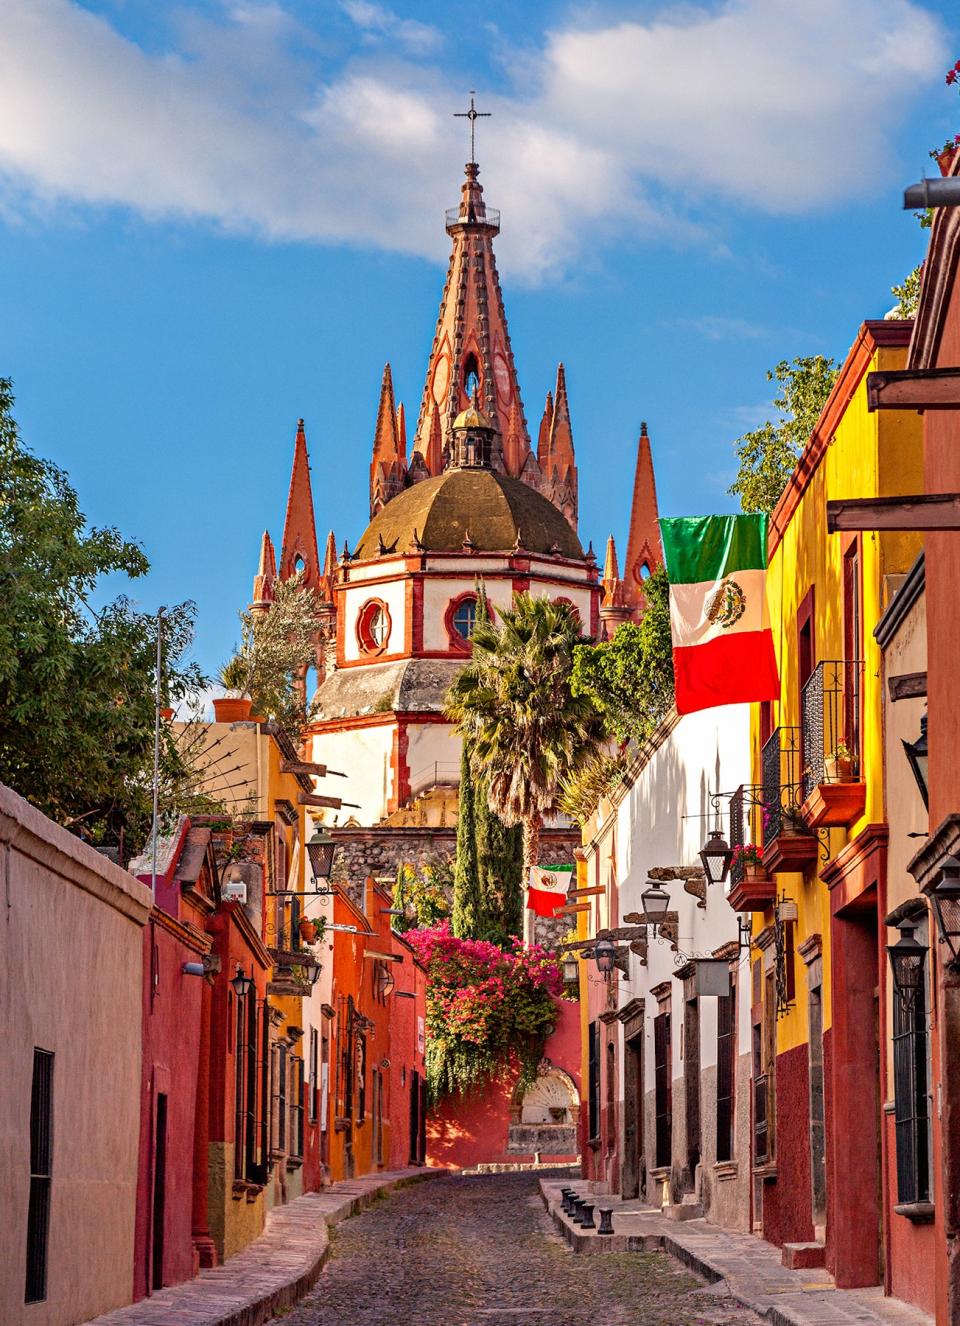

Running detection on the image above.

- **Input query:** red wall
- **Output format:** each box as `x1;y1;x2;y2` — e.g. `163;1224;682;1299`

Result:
427;996;581;1170
134;920;204;1300
760;1042;815;1249
388;934;427;1170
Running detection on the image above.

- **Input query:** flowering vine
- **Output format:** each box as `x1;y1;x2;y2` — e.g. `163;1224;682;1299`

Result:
404;922;566;1105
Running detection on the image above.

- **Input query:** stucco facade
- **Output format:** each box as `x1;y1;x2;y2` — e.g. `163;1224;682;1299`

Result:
0;783;151;1326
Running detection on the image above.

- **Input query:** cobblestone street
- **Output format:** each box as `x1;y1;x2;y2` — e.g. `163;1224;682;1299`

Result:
273;1172;760;1326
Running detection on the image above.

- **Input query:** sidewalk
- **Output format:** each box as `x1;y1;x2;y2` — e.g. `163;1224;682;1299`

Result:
540;1179;934;1326
85;1168;436;1326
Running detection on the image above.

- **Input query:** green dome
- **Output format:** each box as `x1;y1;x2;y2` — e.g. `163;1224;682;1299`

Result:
354;469;582;560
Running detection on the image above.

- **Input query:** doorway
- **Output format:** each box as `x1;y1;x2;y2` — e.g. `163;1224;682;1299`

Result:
808;985;827;1237
622;1031;643;1199
151;1093;168;1292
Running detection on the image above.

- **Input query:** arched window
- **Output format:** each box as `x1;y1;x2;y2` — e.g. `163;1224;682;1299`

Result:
463;353;480;402
356;599;391;655
452;598;476;640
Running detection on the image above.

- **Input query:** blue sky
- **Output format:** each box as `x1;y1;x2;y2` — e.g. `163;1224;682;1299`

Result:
0;0;957;678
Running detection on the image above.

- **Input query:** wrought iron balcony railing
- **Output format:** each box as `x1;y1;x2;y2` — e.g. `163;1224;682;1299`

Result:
801;659;863;800
760;726;803;847
728;785;765;887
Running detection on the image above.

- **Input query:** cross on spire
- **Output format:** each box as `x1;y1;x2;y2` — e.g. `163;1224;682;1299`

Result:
454;91;490;165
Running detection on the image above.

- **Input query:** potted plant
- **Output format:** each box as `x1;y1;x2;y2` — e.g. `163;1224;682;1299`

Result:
824;740;855;783
779;807;808;837
732;842;766;879
298;916;324;945
931;134;960;176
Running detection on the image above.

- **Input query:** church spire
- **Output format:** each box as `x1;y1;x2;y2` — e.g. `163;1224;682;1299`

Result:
623;421;663;619
410;159;529;481
279;419;322;591
370;363;407;515
250;530;277;615
544;363;578;529
599;535;631;639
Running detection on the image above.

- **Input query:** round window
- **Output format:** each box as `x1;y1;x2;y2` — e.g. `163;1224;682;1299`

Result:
357;600;390;654
451;598;477;641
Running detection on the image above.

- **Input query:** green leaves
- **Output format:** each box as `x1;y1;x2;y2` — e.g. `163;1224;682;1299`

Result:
570;567;674;745
0;378;204;850
728;355;839;514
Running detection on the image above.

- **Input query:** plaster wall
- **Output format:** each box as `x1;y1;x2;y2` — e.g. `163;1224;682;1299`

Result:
342;576;408;663
406;722;460;797
421;574;514;652
310;723;395;825
0;785;151;1326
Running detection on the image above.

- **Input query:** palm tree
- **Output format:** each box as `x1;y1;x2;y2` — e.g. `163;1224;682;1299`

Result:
446;592;605;869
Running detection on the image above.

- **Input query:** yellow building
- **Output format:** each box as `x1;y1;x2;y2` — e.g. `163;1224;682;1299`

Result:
742;321;922;1287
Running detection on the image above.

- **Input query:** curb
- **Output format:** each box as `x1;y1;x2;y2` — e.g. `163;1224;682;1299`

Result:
84;1169;437;1326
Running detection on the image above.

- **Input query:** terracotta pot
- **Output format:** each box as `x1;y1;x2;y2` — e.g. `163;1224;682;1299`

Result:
744;863;768;881
298;918;318;944
937;146;958;177
213;695;253;723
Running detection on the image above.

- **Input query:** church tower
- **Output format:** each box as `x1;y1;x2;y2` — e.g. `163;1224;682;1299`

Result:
622;422;663;619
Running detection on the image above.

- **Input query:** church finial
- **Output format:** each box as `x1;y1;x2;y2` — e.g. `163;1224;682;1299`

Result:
623;422;663;620
280;419;321;589
250;529;277;615
454;91;491;166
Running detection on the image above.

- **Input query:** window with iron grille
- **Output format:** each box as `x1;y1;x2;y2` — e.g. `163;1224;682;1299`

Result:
654;1011;672;1168
234;996;247;1180
25;1049;54;1304
308;1028;319;1124
258;1002;270;1175
893;962;932;1206
289;1057;304;1161
587;1021;601;1142
243;995;257;1177
357;1033;367;1120
716;991;735;1163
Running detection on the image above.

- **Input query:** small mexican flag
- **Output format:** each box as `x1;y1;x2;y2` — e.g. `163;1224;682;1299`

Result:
660;513;780;716
527;865;573;917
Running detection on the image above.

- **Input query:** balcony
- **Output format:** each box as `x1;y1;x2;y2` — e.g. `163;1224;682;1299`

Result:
727;785;775;912
761;727;818;873
800;660;866;829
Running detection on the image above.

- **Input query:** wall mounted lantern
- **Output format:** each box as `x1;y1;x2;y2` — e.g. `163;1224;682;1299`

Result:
562;955;580;985
925;853;960;969
593;939;616;980
640;882;671;928
699;828;734;885
886;921;927;1001
902;713;929;810
230;965;254;998
306;827;337;884
300;953;323;988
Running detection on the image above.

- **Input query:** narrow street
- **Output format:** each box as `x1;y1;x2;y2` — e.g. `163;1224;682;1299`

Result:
274;1172;760;1326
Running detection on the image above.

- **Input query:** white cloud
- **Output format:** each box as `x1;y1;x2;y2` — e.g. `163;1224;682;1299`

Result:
672;314;767;340
0;0;945;280
341;1;443;55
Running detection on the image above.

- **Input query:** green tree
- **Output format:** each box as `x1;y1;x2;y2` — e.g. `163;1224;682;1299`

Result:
474;781;524;947
446;593;604;869
728;356;839;513
890;263;924;319
451;741;482;938
220;573;323;740
570;566;674;743
0;378;204;849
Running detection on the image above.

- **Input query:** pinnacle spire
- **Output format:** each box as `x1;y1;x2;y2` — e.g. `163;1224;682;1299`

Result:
599;534;631;639
370;363;408;515
280;419;322;590
537;391;554;468
250;530;277;615
602;535;620;585
623;421;663;618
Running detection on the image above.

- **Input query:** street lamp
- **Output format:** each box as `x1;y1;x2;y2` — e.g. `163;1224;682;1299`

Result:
306;827;337;885
593;939;616;980
699;828;734;885
925;853;960;969
300;953;323;988
562;955;580;985
902;713;929;810
230;965;254;998
887;921;927;1001
641;882;671;928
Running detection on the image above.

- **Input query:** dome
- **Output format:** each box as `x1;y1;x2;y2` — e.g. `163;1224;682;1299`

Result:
353;469;583;560
452;402;494;431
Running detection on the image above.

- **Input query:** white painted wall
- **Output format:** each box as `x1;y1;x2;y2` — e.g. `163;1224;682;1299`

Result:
341;577;407;663
310;722;395;824
406;723;461;796
421;574;514;651
608;704;753;1089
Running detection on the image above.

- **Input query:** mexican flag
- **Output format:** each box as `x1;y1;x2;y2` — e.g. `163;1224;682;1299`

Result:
660;514;780;716
527;865;573;917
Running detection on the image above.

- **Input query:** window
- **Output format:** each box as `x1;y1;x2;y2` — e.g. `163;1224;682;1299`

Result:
716;991;735;1163
588;1021;601;1142
308;1028;319;1124
357;1033;367;1120
605;1042;616;1152
356;599;391;654
451;598;476;641
893;943;932;1206
654;1011;672;1168
234;993;259;1181
25;1049;53;1304
289;1057;305;1162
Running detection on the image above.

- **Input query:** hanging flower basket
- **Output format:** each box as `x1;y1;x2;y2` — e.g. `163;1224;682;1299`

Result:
298;918;319;944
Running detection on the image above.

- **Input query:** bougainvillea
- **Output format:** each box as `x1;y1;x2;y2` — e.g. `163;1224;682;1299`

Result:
405;922;565;1105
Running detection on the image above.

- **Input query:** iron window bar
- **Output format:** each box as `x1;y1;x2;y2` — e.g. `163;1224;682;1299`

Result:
801;660;864;800
760;726;804;846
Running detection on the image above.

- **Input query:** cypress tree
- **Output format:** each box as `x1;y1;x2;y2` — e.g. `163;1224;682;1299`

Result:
475;775;524;947
451;741;481;937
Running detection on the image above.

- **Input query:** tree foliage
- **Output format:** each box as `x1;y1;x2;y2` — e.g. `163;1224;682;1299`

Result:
728;356;839;513
558;752;625;827
570;567;674;744
0;378;204;849
890;263;924;319
391;858;452;932
220;573;323;740
452;740;523;946
445;593;604;868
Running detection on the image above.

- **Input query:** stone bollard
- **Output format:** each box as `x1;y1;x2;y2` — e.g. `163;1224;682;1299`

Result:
570;1195;585;1222
560;1188;575;1215
597;1207;615;1235
578;1201;596;1229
